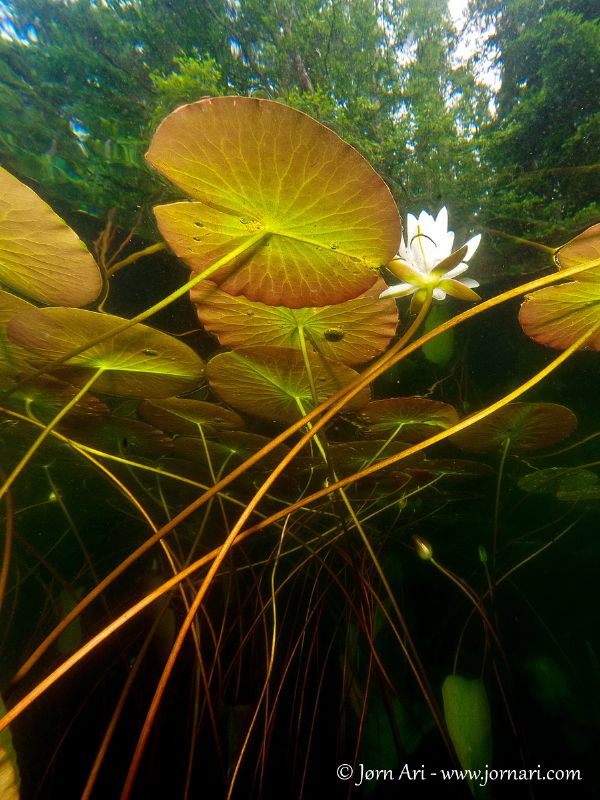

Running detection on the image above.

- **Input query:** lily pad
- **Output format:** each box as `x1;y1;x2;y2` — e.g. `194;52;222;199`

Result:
404;458;494;483
0;288;36;386
174;431;289;472
0;165;102;306
7;307;205;398
557;486;600;504
326;439;421;478
518;467;598;495
206;346;370;424
355;397;459;443
442;675;492;797
191;278;398;365
138;398;244;437
519;282;600;351
57;415;174;460
146;97;401;308
5;375;109;421
554;222;600;281
450;403;577;453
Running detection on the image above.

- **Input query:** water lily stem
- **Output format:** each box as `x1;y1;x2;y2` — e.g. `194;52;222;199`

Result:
0;367;105;503
492;437;511;572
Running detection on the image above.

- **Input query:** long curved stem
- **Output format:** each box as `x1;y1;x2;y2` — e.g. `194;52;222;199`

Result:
0;367;105;502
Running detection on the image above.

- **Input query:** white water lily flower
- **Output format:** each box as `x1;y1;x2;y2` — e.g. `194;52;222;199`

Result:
380;207;481;311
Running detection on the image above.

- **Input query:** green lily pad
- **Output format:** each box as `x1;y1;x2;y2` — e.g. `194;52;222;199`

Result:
138;398;244;437
206;346;370;424
519;282;600;351
146;97;401;308
355;397;459;443
556;486;600;505
442;675;492;798
0;165;102;306
518;467;598;495
404;458;494;483
7;307;205;397
450;403;577;453
191;278;398;365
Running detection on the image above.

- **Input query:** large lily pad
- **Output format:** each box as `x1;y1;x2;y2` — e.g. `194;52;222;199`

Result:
191;279;398;365
0;166;102;306
7;307;205;397
138;397;244;437
355;397;459;442
0;288;36;386
554;222;600;280
450;403;577;453
146;97;401;308
206;346;370;424
519;282;600;351
520;224;600;351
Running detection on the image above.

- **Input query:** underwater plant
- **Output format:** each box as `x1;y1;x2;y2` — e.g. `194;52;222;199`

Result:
0;96;599;800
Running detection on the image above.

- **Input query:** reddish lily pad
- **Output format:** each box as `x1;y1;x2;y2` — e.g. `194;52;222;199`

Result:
554;222;600;281
206;346;370;424
146;97;401;308
138;398;244;437
520;224;600;351
450;403;577;453
7;307;205;397
355;397;459;443
0;166;102;306
191;278;398;365
519;282;600;351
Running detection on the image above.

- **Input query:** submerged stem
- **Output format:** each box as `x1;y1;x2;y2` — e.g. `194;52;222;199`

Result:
0;367;105;503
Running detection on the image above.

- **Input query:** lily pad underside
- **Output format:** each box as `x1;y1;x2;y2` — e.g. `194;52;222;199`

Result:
0;165;102;306
355;397;459;442
7;307;205;398
519;282;600;351
138;397;244;437
206;346;370;424
146;96;401;308
191;279;398;365
555;222;600;281
450;402;577;453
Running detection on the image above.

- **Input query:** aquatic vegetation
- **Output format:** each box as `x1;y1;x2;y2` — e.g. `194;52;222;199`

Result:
0;96;599;800
380;206;481;308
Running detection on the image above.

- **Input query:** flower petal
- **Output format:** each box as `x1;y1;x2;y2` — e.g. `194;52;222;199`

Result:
442;263;469;280
460;277;480;289
464;233;481;261
388;257;426;283
379;283;417;299
433;288;447;300
439;279;481;302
